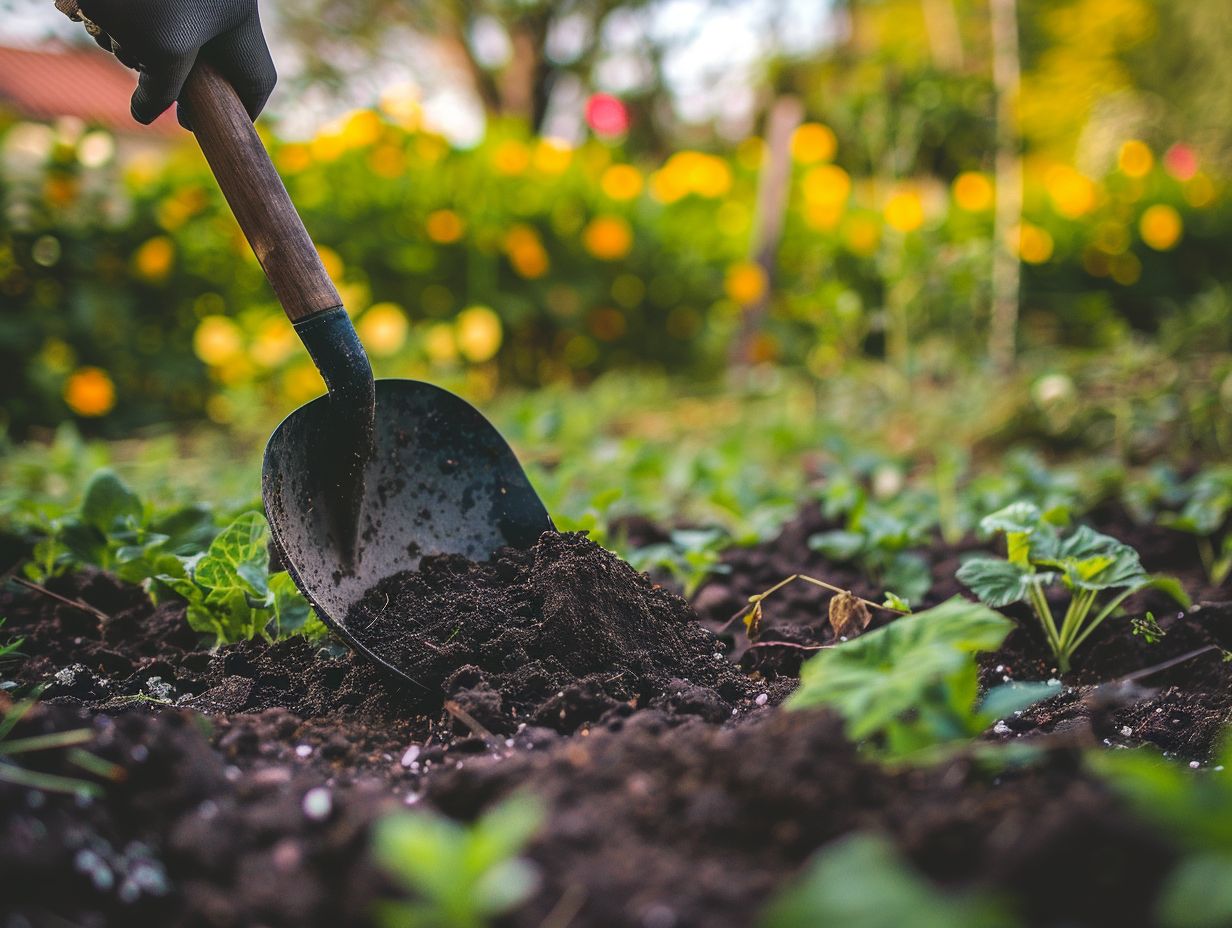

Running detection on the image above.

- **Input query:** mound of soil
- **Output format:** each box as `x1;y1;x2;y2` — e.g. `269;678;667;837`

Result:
345;532;761;732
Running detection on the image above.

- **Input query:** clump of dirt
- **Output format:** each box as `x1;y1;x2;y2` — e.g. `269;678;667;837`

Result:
345;531;763;733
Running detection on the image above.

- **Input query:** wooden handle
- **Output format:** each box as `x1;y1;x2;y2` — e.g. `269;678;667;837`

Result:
181;62;340;323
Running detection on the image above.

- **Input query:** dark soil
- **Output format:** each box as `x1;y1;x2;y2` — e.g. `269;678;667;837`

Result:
0;513;1226;927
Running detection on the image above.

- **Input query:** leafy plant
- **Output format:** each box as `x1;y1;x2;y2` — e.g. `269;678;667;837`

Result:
786;597;1058;761
372;795;543;928
1158;466;1232;585
627;528;732;597
157;512;324;646
761;832;1017;928
1093;735;1232;928
957;503;1188;672
809;486;936;606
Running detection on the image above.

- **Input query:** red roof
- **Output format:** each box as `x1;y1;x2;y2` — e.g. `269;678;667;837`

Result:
0;42;182;137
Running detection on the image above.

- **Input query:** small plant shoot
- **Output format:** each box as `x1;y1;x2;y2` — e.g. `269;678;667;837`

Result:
957;503;1189;672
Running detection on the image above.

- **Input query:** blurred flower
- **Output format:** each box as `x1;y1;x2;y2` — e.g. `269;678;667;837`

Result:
1032;373;1075;406
1184;173;1217;208
491;139;530;175
601;164;644;201
883;189;925;233
456;306;502;362
44;176;78;208
249;318;297;368
736;137;765;170
952;172;994;212
650;152;731;202
316;245;344;282
157;187;207;231
1163;144;1198;181
358;302;409;356
132;236;175;282
844;215;881;256
426;209;465;244
63;367;115;417
790;123;837;164
534;139;573;174
77;131;114;168
583;216;633;260
724;261;767;305
341;110;383;149
380;83;421;130
284;362;324;403
193;316;243;366
1045;165;1098;218
1109;251;1141;285
585;94;630;137
802;164;851;207
1139;204;1182;250
424;323;458;364
1117;140;1153;178
504;225;549;278
368;145;407;178
1016;223;1054;264
278;144;312;174
39;338;74;373
588;307;626;341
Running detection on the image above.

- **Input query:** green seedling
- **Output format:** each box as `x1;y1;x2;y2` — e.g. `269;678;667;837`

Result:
1131;612;1166;645
628;528;732;597
761;832;1018;928
0;690;117;796
957;503;1188;672
373;795;543;928
158;512;325;646
1159;466;1232;585
787;596;1058;762
0;617;24;667
1093;734;1232;928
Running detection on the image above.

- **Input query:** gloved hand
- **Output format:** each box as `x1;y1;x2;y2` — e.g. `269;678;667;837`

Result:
76;0;276;127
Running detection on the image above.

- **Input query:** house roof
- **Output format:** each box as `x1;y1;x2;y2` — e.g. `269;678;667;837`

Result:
0;42;182;137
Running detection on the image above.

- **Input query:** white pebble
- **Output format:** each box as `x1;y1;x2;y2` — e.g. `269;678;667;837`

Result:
301;787;332;821
295;744;313;758
400;745;421;767
1190;761;1201;769
754;693;769;707
1120;726;1133;737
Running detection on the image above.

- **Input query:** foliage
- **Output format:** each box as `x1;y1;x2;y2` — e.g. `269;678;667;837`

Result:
626;528;731;597
786;597;1058;761
372;795;543;928
1093;735;1232;928
1157;466;1232;585
760;832;1017;928
957;502;1188;671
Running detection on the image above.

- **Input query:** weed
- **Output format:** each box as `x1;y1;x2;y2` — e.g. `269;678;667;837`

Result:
957;503;1188;672
0;689;117;796
786;597;1058;761
1131;612;1167;645
373;795;543;928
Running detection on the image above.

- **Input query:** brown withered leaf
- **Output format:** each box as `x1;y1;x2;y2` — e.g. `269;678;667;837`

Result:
828;591;872;639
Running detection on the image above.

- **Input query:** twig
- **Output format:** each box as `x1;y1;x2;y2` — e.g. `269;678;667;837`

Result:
443;700;502;751
721;573;909;632
10;577;109;623
1119;645;1222;685
747;640;831;652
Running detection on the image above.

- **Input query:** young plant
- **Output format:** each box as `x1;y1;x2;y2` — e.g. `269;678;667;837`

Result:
628;528;732;597
158;512;324;646
1093;734;1232;928
1158;466;1232;585
957;503;1188;672
761;832;1017;928
786;597;1057;762
372;795;543;928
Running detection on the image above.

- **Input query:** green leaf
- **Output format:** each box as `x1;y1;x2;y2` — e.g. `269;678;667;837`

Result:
880;552;931;605
809;530;866;561
269;572;317;638
1158;853;1232;928
979;681;1060;722
956;557;1047;608
760;833;1016;928
80;470;142;534
882;592;911;612
979;502;1043;537
194;512;270;599
787;597;1012;744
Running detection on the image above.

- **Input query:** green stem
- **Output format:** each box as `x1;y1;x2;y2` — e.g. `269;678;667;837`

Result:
1055;588;1097;656
1067;585;1140;655
0;729;95;755
0;761;102;796
1027;579;1061;656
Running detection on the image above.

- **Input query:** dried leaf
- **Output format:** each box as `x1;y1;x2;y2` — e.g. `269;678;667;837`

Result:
744;601;764;639
828;591;872;639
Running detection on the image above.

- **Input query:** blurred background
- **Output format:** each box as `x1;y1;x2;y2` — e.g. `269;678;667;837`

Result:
2;0;1231;546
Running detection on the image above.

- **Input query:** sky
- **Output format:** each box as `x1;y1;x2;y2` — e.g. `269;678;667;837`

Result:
2;0;834;143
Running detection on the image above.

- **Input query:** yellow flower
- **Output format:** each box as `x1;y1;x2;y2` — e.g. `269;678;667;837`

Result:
133;236;175;282
249;318;297;368
650;152;731;202
426;209;465;244
952;172;994;212
802;164;851;207
583;216;633;261
884;189;925;233
790;123;837;164
358;302;409;356
193;316;243;366
379;83;421;130
368;144;406;178
283;362;324;404
1139;204;1182;251
724;261;767;305
1046;165;1097;218
1016;223;1054;264
63;367;115;417
278;144;312;174
491;139;530;175
503;225;549;279
844;215;881;256
456;306;503;363
601;164;644;201
1118;140;1153;178
534;139;573;174
341;110;383;149
316;246;344;282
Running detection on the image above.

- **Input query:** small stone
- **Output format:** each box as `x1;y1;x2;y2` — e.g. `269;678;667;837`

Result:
295;744;313;758
301;787;332;821
400;745;421;767
1121;726;1133;737
754;693;769;707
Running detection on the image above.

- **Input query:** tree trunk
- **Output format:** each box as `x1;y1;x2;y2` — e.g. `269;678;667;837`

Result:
989;0;1022;373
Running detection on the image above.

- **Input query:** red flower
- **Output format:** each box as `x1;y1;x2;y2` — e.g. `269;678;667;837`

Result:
585;94;629;137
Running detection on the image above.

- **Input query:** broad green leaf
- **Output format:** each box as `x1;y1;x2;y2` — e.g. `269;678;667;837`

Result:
80;470;142;534
788;597;1012;741
760;833;1016;928
956;557;1043;608
269;572;316;637
194;512;270;598
809;530;865;561
979;502;1043;538
979;681;1061;721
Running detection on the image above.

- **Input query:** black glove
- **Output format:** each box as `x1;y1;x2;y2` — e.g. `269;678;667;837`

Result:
77;0;276;127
